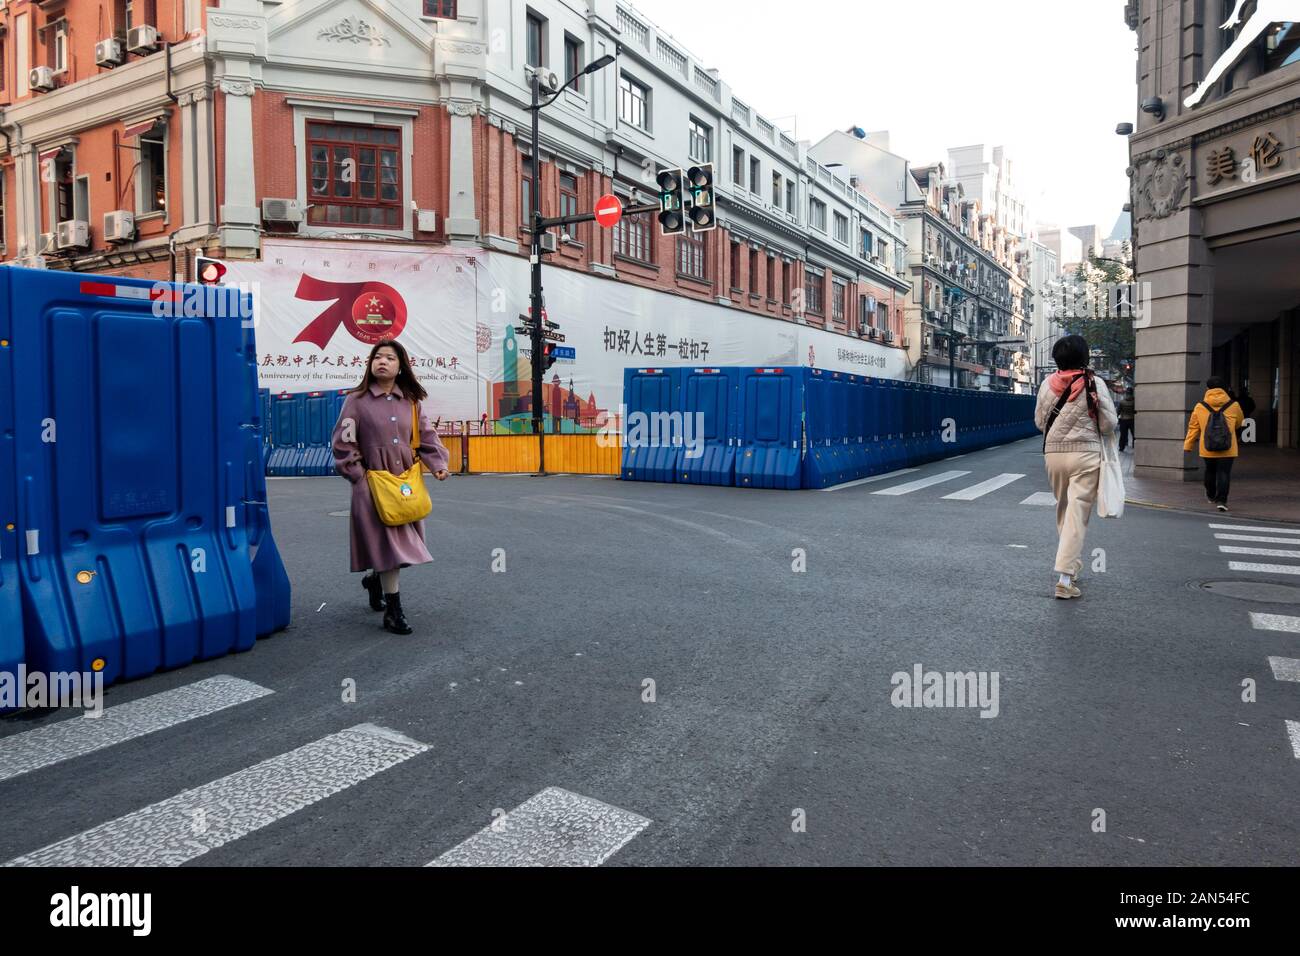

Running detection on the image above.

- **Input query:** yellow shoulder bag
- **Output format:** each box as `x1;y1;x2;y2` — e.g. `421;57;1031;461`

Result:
366;402;433;527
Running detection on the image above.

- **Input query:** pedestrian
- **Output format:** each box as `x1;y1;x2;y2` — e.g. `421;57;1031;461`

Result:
1116;386;1136;453
332;340;451;635
1184;376;1244;513
1035;335;1119;601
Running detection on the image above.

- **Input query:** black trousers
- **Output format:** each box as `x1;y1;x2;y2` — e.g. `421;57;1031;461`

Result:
1118;419;1134;451
1204;458;1234;505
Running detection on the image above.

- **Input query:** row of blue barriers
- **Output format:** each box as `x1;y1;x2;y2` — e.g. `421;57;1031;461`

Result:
1;268;292;708
261;389;351;478
620;367;1039;490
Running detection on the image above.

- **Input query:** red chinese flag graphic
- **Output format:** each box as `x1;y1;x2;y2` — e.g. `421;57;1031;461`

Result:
293;274;409;348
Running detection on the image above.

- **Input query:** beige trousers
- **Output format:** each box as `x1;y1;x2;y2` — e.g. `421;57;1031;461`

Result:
1045;451;1101;576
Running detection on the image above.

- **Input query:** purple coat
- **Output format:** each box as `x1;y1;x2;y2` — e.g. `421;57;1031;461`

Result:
332;382;451;573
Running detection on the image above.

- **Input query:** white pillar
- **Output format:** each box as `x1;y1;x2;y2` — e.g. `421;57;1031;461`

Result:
218;77;260;254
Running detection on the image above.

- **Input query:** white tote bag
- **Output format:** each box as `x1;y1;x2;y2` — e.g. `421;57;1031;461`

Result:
1097;431;1125;519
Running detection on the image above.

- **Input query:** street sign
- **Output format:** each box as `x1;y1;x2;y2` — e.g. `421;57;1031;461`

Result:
542;330;566;343
594;194;622;229
555;347;576;360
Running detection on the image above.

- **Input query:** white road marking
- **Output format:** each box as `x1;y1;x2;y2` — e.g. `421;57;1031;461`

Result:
1268;658;1300;683
1287;721;1300;760
942;473;1026;501
3;724;427;867
1229;562;1300;576
1219;546;1300;558
0;676;273;785
823;469;918;491
1021;492;1057;507
1216;534;1300;545
1210;524;1300;536
872;471;971;496
1251;613;1300;634
944;454;967;461
427;787;650;867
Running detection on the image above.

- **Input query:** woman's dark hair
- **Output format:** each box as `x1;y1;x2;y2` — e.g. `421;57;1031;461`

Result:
352;339;428;402
1206;376;1226;390
1052;335;1090;371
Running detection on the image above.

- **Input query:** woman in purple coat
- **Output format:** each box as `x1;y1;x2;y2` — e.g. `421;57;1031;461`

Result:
332;340;450;634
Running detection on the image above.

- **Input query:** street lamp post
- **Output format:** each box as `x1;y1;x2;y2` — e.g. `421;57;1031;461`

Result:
526;52;617;474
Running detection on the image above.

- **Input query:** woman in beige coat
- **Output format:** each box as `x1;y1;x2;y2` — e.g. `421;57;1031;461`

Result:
1034;335;1118;600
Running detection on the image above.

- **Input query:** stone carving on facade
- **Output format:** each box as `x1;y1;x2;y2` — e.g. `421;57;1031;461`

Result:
435;39;489;57
318;16;391;47
448;100;477;117
219;78;256;97
1133;149;1188;221
209;14;262;30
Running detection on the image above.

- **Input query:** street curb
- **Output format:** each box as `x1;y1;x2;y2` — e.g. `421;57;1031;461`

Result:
1125;497;1300;526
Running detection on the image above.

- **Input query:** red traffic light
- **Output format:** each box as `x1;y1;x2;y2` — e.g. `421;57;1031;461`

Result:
195;257;227;286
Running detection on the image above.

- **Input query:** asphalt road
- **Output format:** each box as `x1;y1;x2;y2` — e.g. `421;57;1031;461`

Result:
2;437;1297;866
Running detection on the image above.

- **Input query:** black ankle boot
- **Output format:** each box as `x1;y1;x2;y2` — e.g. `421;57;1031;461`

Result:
362;573;386;612
383;593;413;635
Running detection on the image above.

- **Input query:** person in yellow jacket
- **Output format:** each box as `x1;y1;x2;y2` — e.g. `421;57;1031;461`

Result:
1184;376;1245;513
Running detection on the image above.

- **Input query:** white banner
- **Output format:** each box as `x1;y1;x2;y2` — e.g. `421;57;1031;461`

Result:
228;240;909;431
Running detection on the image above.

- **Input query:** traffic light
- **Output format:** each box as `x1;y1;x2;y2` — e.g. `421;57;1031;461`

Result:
657;168;685;236
685;163;716;232
541;341;558;372
195;256;227;286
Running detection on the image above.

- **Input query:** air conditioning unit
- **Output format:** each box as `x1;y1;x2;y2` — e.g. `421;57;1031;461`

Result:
29;67;56;93
103;210;136;244
261;198;305;224
96;38;126;67
867;326;879;339
127;25;161;55
883;329;895;344
901;336;911;349
57;220;91;251
38;233;58;256
15;256;49;269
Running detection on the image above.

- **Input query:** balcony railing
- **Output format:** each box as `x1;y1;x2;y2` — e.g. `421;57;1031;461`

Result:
617;8;649;46
656;37;687;77
694;66;719;100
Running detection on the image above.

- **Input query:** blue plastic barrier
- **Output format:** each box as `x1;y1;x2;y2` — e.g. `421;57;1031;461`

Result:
676;367;738;486
0;274;21;695
299;391;337;477
6;267;289;691
267;392;303;477
621;367;679;483
736;368;803;490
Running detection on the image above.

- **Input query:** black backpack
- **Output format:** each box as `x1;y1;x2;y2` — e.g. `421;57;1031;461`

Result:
1201;401;1235;452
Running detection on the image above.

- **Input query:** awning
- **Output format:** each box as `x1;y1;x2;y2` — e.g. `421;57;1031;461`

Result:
123;116;166;138
38;146;65;162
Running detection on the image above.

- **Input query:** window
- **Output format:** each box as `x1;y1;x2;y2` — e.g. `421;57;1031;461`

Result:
767;255;776;299
786;179;796;212
860;295;872;328
564;35;584;92
51;19;69;73
749;157;760;194
749;248;759;295
688;117;711;163
878;301;889;331
833;212;848;244
861;228;874;259
307;122;403;228
832;280;846;324
809;198;826;232
423;0;458;18
0;41;6;92
614;214;652;263
520;157;534;225
732;147;744;186
15;14;28;97
138;0;157;26
184;0;203;33
877;238;888;261
618;74;649;130
772;172;781;206
782;261;792;304
804;271;823;315
730;241;741;290
526;11;546;67
559;172;579;221
677;233;706;279
139;131;166;214
75;175;90;224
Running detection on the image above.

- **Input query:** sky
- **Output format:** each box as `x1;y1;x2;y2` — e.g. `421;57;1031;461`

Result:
627;0;1137;235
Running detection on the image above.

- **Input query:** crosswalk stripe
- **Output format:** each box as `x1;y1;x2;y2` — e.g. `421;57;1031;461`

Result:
1021;492;1057;507
1229;562;1300;576
1216;534;1300;545
1268;658;1300;683
1251;613;1300;634
0;676;273;785
427;787;650;867
872;470;971;496
942;473;1026;501
1220;545;1300;559
2;724;427;867
1287;721;1300;760
824;469;919;491
1210;524;1300;536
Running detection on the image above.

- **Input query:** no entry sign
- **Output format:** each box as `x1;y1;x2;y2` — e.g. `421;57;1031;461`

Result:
594;194;623;229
